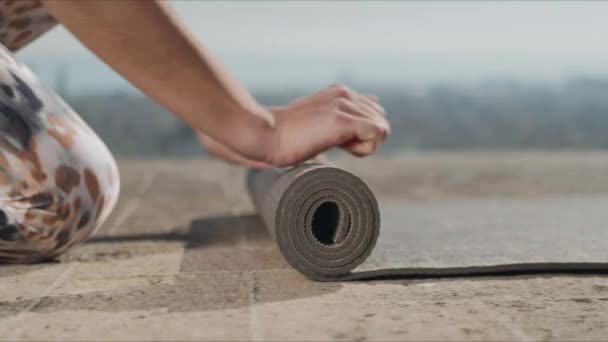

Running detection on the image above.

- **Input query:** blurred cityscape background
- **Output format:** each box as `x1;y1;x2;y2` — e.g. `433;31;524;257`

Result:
16;1;608;156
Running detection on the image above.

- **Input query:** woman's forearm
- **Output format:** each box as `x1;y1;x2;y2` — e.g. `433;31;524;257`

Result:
43;0;275;161
43;0;390;167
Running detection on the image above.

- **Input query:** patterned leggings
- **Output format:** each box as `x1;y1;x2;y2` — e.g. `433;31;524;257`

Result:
0;46;120;263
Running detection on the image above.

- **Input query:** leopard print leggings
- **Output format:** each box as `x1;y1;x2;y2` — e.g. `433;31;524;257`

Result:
0;1;120;262
0;0;56;51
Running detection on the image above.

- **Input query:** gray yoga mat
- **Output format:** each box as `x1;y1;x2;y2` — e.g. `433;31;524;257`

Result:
247;164;608;281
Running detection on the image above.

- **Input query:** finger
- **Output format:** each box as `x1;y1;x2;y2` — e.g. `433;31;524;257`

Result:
337;113;387;144
341;139;379;157
335;99;390;134
353;115;388;147
311;153;330;165
290;84;379;114
364;94;379;103
339;119;383;156
288;83;349;109
358;97;390;134
352;97;388;134
357;94;386;117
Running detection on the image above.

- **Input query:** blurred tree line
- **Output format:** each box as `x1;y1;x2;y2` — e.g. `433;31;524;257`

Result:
68;77;608;157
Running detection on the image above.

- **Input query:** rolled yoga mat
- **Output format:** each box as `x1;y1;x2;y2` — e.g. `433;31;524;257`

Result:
247;164;608;281
247;163;380;281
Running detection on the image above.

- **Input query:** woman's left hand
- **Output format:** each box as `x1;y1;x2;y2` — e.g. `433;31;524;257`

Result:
197;130;328;169
197;132;270;169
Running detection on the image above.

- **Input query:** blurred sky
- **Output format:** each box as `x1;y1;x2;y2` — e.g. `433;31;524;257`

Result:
16;1;608;94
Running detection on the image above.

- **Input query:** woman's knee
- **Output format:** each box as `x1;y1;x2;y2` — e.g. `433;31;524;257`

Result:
0;153;120;263
0;141;120;263
0;47;120;262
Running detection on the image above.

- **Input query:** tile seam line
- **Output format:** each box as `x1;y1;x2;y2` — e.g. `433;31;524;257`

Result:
2;170;156;336
3;262;79;338
105;170;157;235
248;271;264;342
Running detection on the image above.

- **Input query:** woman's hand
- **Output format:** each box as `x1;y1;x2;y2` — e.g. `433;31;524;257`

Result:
197;132;271;169
198;84;389;167
267;84;389;166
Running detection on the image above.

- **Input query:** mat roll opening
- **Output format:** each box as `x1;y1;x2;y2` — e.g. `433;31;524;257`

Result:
247;164;380;281
311;200;344;246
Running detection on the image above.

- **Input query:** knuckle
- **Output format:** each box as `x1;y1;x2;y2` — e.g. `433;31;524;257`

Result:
200;135;212;145
330;83;346;90
371;121;384;132
334;110;354;124
333;97;350;109
378;124;389;135
332;84;351;99
360;144;376;156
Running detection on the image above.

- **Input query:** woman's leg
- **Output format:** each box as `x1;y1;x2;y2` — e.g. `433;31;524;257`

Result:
0;45;120;263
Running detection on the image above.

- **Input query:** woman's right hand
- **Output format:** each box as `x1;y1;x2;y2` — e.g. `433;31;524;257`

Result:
199;84;389;168
264;84;390;166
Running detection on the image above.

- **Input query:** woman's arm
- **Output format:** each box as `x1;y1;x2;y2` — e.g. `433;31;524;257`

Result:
43;0;389;166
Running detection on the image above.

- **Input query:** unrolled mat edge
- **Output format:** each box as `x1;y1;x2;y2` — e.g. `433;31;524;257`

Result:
246;164;608;281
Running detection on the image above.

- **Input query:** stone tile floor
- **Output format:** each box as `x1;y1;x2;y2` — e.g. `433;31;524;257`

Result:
1;155;608;341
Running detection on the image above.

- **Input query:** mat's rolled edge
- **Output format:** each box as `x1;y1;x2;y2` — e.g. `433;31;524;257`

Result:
247;164;381;281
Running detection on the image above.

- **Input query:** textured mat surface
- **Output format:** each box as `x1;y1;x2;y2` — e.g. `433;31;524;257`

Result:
247;164;608;281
